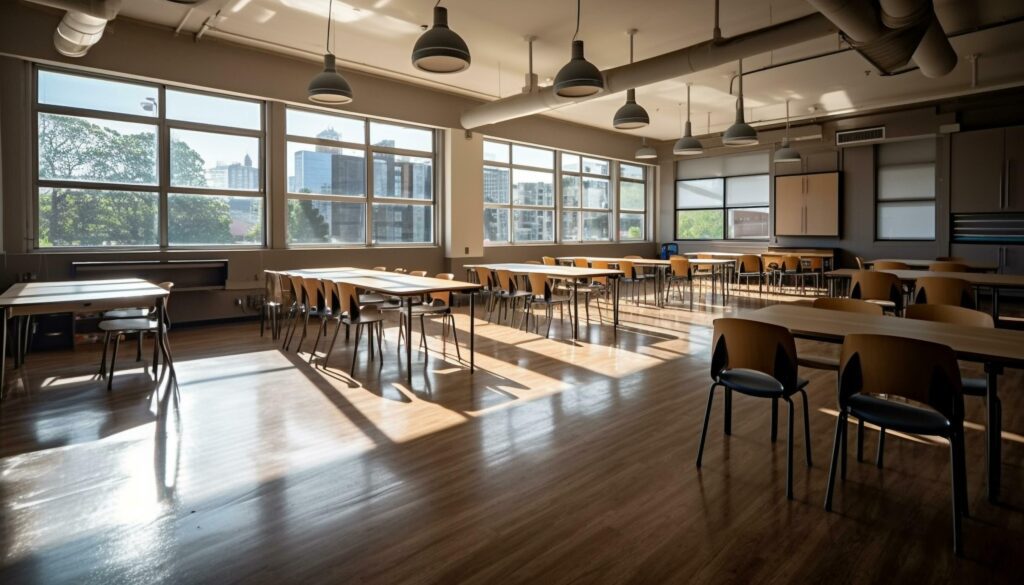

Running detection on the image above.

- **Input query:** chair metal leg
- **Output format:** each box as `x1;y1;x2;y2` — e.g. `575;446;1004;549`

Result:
724;388;732;435
99;331;111;376
350;324;362;376
786;396;795;500
152;331;159;375
841;413;848;479
824;411;846;511
309;316;326;364
324;319;344;371
800;389;812;466
950;437;964;556
770;397;778;443
107;334;120;392
449;314;462;361
876;427;886;468
136;332;143;362
696;383;718;468
856;418;865;462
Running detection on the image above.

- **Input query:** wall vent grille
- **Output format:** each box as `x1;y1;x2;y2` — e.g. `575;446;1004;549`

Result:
835;126;885;146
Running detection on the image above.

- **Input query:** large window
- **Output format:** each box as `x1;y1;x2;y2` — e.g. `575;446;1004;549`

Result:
483;139;650;245
484;141;555;243
285;109;436;246
36;68;265;248
876;139;936;240
675;174;769;240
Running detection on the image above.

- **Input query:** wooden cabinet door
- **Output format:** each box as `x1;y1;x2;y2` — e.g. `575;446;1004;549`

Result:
1003;126;1024;211
951;129;1004;213
805;172;839;197
774;176;805;235
1001;246;1024;275
805;192;839;236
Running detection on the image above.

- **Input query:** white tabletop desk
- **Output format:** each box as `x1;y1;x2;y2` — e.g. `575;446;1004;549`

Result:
0;278;173;400
286;268;482;383
745;303;1024;502
556;256;735;306
463;263;622;340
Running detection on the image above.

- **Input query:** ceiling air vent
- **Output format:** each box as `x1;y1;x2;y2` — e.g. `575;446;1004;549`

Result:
835;126;885;146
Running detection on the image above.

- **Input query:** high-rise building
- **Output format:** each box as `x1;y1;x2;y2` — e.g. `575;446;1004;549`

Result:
205;153;259;190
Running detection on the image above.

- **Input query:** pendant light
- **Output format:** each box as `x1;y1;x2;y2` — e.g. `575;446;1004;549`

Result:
673;84;703;155
308;0;353;105
553;0;604;98
412;1;471;74
774;99;801;163
613;30;649;129
635;137;657;160
722;59;757;146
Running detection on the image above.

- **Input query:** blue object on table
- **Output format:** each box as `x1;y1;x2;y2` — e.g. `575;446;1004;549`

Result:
660;243;679;260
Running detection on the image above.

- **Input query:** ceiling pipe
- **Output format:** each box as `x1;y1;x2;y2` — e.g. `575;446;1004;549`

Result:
879;0;957;77
460;12;836;130
26;0;122;57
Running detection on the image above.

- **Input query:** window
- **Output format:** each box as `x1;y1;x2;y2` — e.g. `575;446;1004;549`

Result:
619;163;647;241
35;68;265;248
285;108;436;246
876;139;936;240
675;174;769;240
483;140;652;245
562;154;611;242
483;140;555;243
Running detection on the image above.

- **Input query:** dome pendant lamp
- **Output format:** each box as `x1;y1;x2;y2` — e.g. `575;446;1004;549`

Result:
412;2;471;74
774;99;801;163
308;0;353;105
553;0;604;98
613;30;649;129
722;59;757;146
673;84;703;155
635;137;657;160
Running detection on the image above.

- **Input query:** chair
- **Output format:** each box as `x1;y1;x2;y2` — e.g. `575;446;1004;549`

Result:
566;258;602;322
802;257;824;293
905;304;993;399
696;318;812;499
524;260;542;265
797;298;884;372
854;256;866;270
409;270;428;277
872;261;910;270
260;271;286;340
624;255;655;299
617;259;646;305
665;256;694;310
825;334;967;554
524;272;572;338
735;254;764;295
409;273;462;361
929;261;969;273
914;276;974;309
494;269;531;326
98;282;174;391
102;280;176;364
542;256;557;266
372;266;387;271
848;270;903;314
775;255;803;294
474;267;497;321
282;275;309;350
321;282;385;375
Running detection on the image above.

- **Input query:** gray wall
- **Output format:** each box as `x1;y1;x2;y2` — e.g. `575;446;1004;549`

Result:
0;2;654;322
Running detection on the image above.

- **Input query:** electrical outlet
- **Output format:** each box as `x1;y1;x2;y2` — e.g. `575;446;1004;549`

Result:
234;298;243;307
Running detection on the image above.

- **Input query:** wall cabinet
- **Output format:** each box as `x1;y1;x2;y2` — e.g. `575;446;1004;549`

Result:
774;172;840;236
950;244;1024;275
951;126;1024;213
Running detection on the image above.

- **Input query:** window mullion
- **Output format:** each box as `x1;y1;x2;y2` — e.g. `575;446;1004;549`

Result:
158;85;169;249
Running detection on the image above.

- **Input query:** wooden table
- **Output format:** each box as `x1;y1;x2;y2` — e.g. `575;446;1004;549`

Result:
744;303;1024;502
464;263;623;340
287;268;482;384
865;258;999;272
556;257;681;308
825;268;1024;324
0;278;174;400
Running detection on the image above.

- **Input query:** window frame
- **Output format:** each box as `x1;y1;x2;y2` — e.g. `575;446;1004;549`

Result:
33;66;267;250
874;140;937;242
674;172;770;242
284;105;439;248
617;163;647;242
483;139;556;245
561;153;612;243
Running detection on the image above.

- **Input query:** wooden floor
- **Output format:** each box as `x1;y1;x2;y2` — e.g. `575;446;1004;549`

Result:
1;290;1023;584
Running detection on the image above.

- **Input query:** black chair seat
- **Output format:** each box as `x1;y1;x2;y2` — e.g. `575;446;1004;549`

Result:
718;368;808;398
848;394;951;435
962;376;986;396
103;307;151;319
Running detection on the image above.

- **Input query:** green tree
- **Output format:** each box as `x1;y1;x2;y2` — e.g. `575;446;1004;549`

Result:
288;200;330;243
676;210;724;240
37;114;235;246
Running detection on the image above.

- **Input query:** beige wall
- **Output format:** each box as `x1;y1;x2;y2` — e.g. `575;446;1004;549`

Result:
0;2;655;322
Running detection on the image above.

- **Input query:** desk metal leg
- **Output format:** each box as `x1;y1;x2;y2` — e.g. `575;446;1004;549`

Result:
469;292;475;373
1;308;8;401
157;299;176;383
573;280;580;341
613;277;620;329
406;298;414;384
985;363;1003;502
992;287;1001;327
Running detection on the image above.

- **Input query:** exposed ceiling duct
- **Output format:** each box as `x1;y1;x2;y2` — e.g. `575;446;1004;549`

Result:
26;0;122;57
808;0;957;77
460;13;837;130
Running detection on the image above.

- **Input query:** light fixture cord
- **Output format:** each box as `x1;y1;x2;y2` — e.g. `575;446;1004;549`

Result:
686;84;691;123
629;31;634;64
326;0;333;53
785;99;791;139
572;0;581;42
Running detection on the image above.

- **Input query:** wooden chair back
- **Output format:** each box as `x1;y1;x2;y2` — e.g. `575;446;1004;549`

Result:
618;259;636;279
812;297;884;315
873;261;910;270
696;253;713;272
496;270;518;293
430;273;455;305
372;266;387;271
524;260;542;265
590;260;610;285
914;276;974;308
855;256;865;269
738;254;762;274
527;272;552;300
264;271;283;304
906;304;994;328
474;267;494;290
929;261;969;273
839;334;963;421
542;256;556;266
804;256;823;271
302;277;325;311
409;270;428;277
711;318;798;390
574;258;590;268
849;270;902;310
781;255;802;272
393;268;407;274
670;256;691;278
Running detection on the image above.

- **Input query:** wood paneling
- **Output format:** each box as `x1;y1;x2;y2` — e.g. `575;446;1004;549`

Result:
951;128;1005;213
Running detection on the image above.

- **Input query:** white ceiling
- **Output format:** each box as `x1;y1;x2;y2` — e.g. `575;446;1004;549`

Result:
120;0;1024;140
